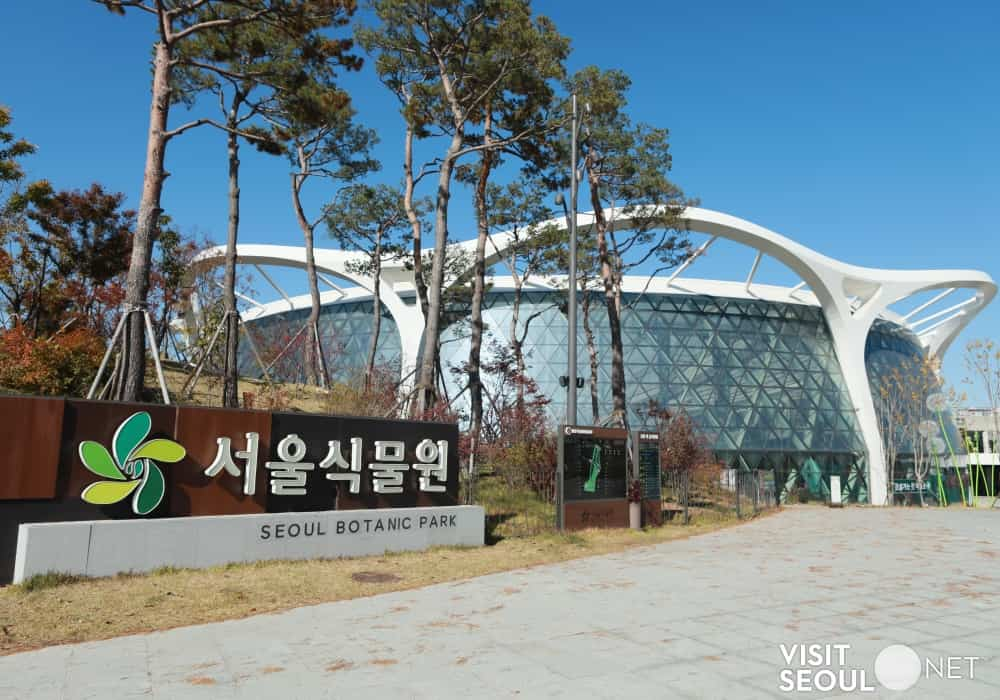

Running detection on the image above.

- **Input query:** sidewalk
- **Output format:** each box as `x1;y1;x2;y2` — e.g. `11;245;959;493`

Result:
2;507;999;699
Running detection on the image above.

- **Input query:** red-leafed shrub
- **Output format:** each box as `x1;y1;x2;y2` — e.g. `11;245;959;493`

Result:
0;325;104;396
474;341;556;501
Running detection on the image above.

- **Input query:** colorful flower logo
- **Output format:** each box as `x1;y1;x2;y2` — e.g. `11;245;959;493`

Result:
79;411;186;515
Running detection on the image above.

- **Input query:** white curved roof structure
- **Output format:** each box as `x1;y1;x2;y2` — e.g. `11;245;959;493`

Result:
190;206;996;506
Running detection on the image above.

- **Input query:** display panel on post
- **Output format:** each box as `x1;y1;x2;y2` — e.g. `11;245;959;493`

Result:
561;426;629;529
634;430;662;526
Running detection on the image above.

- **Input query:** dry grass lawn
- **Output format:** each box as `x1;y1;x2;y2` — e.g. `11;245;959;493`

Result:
158;364;332;413
0;511;762;655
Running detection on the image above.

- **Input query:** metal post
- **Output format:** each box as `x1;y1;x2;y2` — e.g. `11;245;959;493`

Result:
753;471;759;514
556;429;564;531
239;318;271;383
264;322;310;374
567;93;578;427
87;312;127;399
735;471;742;518
142;309;171;404
557;94;580;533
182;312;227;398
683;471;690;525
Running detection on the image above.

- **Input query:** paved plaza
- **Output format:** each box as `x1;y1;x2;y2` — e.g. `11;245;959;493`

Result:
2;507;998;699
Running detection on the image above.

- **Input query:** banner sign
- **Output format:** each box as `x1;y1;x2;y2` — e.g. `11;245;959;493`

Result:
0;395;460;583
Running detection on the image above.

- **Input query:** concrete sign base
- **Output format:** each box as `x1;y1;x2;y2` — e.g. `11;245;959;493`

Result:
13;505;485;584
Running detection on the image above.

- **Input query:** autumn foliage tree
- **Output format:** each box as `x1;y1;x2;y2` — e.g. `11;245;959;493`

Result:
640;401;713;474
0;106;107;395
7;184;132;336
0;183;197;397
0;106;198;396
475;340;556;501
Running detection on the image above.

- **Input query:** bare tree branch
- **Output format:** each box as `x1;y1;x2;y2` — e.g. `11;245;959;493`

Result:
95;0;158;16
168;6;273;43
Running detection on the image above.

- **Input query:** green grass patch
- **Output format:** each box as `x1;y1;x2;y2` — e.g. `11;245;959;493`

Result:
15;572;84;592
475;476;556;541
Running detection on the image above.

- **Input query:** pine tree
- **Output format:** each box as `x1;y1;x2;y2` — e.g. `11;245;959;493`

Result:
94;0;358;401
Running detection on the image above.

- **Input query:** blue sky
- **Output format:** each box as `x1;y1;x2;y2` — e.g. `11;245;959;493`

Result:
2;1;997;399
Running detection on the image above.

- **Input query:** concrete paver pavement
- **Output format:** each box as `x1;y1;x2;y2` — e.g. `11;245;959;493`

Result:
1;507;998;699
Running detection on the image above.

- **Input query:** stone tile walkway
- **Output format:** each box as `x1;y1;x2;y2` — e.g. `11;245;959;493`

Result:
2;507;999;699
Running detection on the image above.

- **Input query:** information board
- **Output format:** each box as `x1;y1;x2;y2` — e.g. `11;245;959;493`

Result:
561;426;627;502
635;431;661;500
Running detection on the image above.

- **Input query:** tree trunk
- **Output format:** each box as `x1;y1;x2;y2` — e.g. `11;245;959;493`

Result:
28;250;50;336
510;277;525;409
582;285;600;424
467;121;493;488
365;242;382;391
415;131;462;414
291;168;328;388
222;118;241;408
120;41;172;401
590;180;627;427
403;122;428;320
156;307;168;354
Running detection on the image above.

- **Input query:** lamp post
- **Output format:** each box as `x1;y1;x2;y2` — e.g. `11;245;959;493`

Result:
555;95;582;425
554;94;583;531
567;93;579;429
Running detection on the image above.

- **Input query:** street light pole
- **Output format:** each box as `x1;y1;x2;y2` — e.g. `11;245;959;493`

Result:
556;94;580;532
567;93;578;427
556;94;580;530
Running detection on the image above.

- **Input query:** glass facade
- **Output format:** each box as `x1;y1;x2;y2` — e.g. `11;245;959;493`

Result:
865;318;964;502
439;291;869;502
238;299;401;384
240;288;957;504
865;318;962;448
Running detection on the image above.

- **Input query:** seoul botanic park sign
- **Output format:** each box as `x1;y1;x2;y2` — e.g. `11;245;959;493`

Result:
0;396;482;584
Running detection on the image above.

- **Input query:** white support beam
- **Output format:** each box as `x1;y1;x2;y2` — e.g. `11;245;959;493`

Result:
745;251;763;292
901;287;955;321
788;280;808;300
214;281;265;310
668;235;718;285
918;310;967;337
254;265;295;310
910;295;978;328
317;273;346;298
236;290;266;310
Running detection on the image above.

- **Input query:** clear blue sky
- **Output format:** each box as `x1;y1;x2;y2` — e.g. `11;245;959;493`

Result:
2;1;997;399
